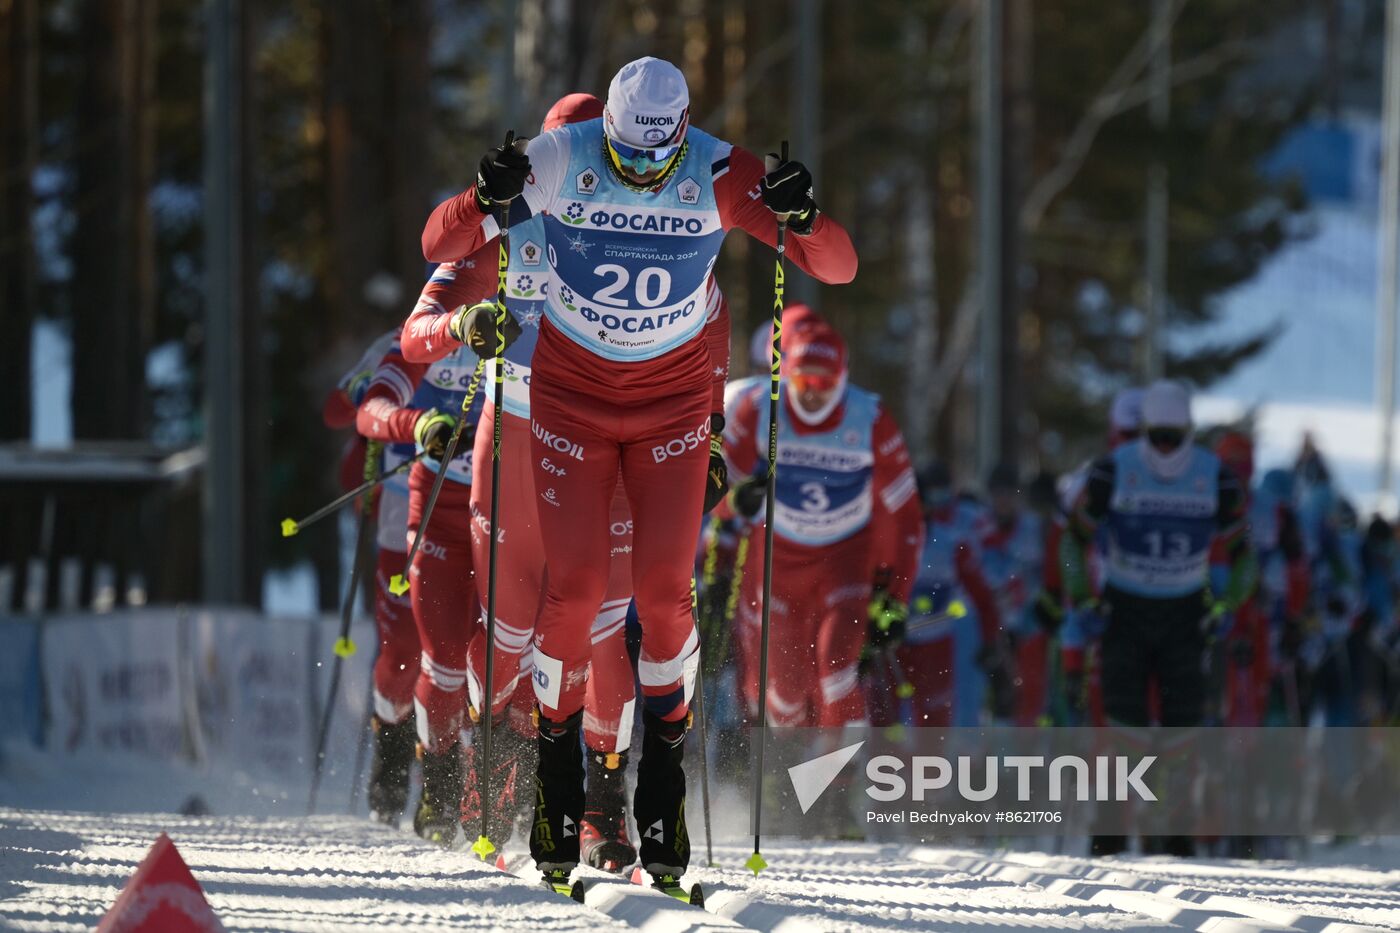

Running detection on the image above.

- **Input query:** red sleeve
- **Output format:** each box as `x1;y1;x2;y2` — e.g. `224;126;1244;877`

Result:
721;386;763;481
355;347;429;444
400;245;500;363
422;185;496;263
705;282;731;413
322;388;357;430
715;146;858;285
955;543;1002;641
397;245;501;361
868;408;922;604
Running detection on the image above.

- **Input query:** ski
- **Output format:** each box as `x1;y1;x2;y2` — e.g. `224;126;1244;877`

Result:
541;868;587;903
629;865;705;907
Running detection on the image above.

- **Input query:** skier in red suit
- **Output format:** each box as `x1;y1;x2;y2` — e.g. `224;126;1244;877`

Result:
724;304;923;728
422;57;856;887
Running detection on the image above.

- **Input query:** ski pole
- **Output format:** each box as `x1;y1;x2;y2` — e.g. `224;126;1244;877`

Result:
308;439;382;814
691;580;715;867
748;139;788;878
281;450;426;538
472;130;517;862
387;358;487;597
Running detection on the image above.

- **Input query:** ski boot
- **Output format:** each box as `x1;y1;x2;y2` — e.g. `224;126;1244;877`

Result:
461;714;538;851
413;740;464;848
367;715;416;826
581;749;636;873
634;710;700;903
530;709;584;886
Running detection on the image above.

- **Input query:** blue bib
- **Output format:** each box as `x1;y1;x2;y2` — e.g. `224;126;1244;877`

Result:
1104;442;1219;597
909;500;987;644
409;344;485;487
534;120;728;361
755;386;878;547
980;513;1045;630
487;215;547;419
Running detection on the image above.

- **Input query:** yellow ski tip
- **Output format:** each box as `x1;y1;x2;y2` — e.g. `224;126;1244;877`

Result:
281;518;299;537
949;599;968;618
471;834;496;861
744;851;768;876
388;574;409;596
333;637;356;658
896;682;916;699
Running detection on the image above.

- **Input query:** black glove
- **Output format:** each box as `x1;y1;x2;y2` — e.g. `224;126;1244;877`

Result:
449;301;522;355
703;415;728;514
414;409;456;462
761;154;817;234
867;589;908;650
731;476;766;519
1031;591;1065;635
475;136;531;209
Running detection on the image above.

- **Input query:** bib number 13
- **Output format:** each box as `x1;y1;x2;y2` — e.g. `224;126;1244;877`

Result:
594;264;672;308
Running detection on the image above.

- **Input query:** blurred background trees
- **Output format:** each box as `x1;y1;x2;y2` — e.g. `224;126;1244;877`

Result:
0;0;1374;606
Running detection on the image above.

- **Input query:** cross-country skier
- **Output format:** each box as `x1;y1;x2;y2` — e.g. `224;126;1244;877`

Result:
870;462;1002;727
1062;381;1254;855
404;90;732;871
979;464;1061;725
356;259;495;843
323;329;414;825
421;56;857;892
723;304;922;728
1210;431;1284;726
1057;386;1144;725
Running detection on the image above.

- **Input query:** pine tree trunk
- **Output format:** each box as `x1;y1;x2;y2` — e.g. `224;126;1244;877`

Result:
72;0;156;440
387;0;431;290
0;0;37;442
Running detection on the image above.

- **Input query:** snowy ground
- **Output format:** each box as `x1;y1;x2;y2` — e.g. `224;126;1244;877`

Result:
3;741;1399;931
4;808;1400;931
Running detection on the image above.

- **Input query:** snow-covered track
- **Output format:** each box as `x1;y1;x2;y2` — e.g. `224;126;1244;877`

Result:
4;808;1399;932
906;847;1397;933
0;809;623;932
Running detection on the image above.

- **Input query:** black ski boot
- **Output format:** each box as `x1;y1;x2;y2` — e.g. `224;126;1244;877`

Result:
581;749;636;873
634;711;691;885
367;715;416;826
530;710;584;879
413;740;464;848
462;715;538;850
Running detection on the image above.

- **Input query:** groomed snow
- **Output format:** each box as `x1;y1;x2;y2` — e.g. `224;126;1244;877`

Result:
3;737;1399;931
4;804;1399;932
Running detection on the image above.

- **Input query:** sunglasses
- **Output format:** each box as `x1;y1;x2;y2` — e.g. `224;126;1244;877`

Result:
789;371;841;394
607;137;684;176
1146;427;1186;450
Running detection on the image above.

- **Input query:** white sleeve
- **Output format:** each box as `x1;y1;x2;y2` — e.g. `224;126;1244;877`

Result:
517;129;569;219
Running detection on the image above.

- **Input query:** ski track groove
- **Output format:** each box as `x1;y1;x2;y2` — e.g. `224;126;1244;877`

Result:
3;809;1398;932
905;848;1396;933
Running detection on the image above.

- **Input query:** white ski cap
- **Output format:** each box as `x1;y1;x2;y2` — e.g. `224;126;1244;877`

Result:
1109;387;1145;432
1141;379;1192;428
605;57;690;149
